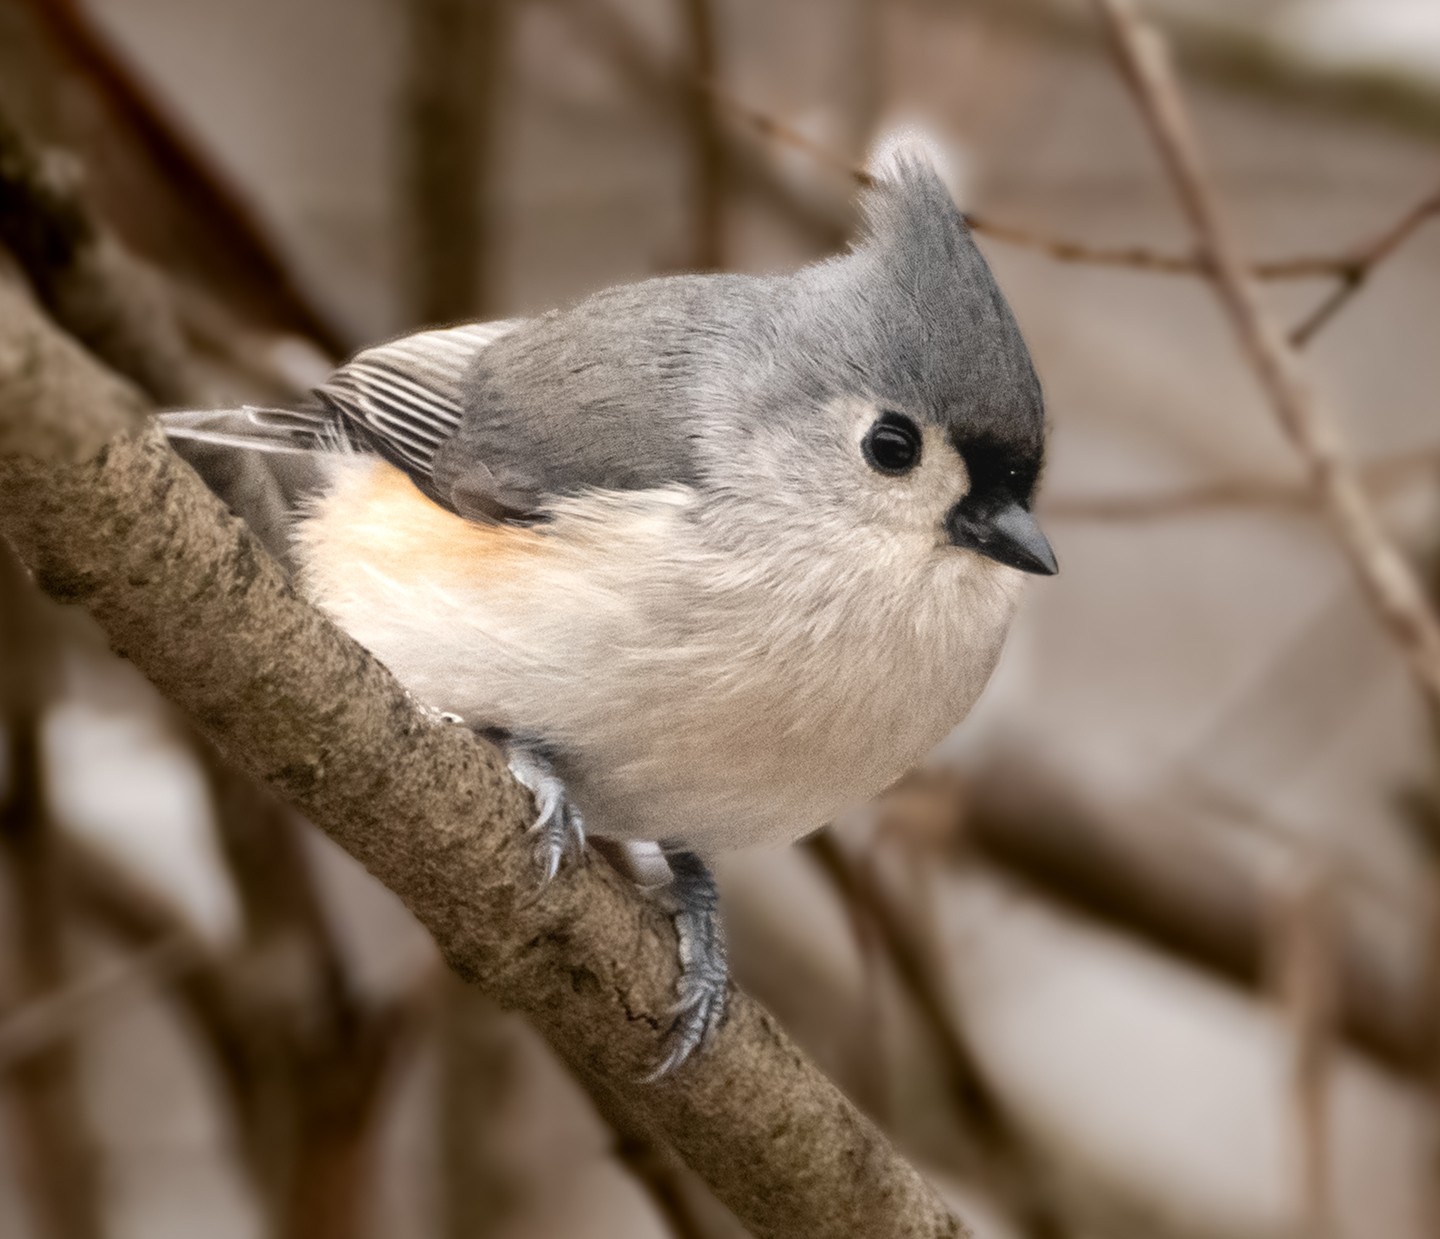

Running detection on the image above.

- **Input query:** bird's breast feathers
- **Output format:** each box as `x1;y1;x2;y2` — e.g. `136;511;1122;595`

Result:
297;457;1023;852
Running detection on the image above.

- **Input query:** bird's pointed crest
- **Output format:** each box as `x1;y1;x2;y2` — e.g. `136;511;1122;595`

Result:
858;126;976;268
804;125;1045;476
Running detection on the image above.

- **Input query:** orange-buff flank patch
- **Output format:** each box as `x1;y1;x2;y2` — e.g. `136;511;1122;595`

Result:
319;460;548;586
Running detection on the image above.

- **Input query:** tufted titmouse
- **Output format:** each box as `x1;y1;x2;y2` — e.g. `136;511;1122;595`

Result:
162;139;1056;1073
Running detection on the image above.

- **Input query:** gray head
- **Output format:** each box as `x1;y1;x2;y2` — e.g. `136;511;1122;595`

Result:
693;139;1055;577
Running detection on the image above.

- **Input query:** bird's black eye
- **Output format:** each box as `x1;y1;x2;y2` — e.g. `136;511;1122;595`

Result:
862;412;922;475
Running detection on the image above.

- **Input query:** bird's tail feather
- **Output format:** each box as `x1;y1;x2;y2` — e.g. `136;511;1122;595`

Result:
158;406;350;456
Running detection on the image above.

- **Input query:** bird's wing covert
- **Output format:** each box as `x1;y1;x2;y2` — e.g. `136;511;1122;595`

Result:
314;320;523;494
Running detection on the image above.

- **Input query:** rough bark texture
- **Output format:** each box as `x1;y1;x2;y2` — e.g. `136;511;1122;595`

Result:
0;276;966;1239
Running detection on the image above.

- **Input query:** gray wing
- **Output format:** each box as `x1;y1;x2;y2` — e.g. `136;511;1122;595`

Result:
164;275;754;525
330;285;719;522
314;320;531;516
428;275;758;520
159;320;527;512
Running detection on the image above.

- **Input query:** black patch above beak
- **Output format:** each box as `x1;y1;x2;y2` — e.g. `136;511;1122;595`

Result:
946;497;1058;576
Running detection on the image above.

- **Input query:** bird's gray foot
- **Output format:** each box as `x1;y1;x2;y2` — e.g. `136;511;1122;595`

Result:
503;742;586;883
646;847;728;1079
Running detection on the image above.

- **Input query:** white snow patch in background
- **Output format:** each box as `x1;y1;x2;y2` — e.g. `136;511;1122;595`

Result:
1277;0;1440;84
1133;0;1440;88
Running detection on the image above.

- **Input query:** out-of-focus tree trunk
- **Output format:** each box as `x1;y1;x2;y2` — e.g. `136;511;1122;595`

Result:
832;0;883;158
439;985;531;1239
197;756;424;1239
678;0;725;271
0;544;102;1239
401;0;509;325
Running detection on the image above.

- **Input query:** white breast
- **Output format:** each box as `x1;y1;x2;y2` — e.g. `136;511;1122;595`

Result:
297;459;1023;854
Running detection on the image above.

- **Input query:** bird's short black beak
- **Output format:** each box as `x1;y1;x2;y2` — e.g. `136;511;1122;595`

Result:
946;497;1058;576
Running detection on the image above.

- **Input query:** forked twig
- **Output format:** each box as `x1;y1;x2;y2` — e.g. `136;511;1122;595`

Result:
703;78;1440;306
1044;443;1440;522
1287;181;1440;346
1090;0;1440;709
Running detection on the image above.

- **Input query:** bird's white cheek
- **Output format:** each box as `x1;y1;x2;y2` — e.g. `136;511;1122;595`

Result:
846;406;971;536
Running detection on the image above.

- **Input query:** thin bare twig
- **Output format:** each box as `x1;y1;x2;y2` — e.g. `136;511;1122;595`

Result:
1273;872;1338;1239
537;0;850;251
700;79;879;189
807;832;1070;1239
1044;443;1440;522
1288;181;1440;347
542;0;1438;313
1091;0;1440;709
0;936;197;1069
703;80;1440;294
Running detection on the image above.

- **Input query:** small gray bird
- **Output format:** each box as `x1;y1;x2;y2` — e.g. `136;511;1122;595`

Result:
163;138;1057;1074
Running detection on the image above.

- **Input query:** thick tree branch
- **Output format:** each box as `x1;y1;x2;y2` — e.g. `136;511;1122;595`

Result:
0;276;965;1239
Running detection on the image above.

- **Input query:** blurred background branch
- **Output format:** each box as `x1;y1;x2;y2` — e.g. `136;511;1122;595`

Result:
702;76;1440;319
0;545;101;1239
1093;0;1440;721
401;0;509;324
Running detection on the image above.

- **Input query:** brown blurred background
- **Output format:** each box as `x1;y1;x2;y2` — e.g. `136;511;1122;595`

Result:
2;0;1439;1236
